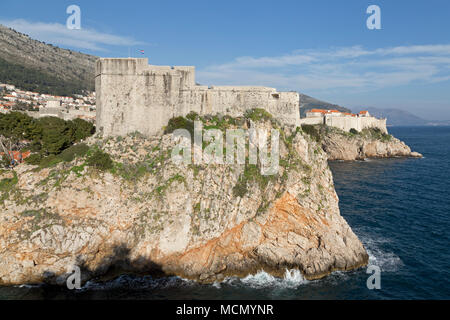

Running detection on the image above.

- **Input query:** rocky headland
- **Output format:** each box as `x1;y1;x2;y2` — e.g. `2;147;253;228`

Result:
302;124;423;161
0;112;370;286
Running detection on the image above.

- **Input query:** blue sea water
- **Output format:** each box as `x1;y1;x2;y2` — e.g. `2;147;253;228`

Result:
1;126;449;300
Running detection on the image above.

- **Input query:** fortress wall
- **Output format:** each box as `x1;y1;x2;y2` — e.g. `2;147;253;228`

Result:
96;58;301;137
95;59;387;138
96;60;153;136
298;117;324;126
325;115;358;132
176;88;299;125
324;115;388;133
359;117;388;133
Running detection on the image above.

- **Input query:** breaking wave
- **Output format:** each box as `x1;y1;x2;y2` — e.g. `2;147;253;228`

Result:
221;269;308;290
367;248;403;272
356;231;403;273
80;269;309;292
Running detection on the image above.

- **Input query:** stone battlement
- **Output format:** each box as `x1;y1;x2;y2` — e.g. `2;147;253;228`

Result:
95;58;300;137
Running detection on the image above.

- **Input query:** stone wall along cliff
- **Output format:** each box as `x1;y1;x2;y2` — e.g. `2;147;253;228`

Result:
95;58;300;137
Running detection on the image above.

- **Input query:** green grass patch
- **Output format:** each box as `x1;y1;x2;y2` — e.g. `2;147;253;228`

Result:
153;174;186;197
232;164;277;197
0;171;18;201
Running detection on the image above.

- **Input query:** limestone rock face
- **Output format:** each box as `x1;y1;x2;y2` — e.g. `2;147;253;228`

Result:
0;122;368;285
322;131;423;161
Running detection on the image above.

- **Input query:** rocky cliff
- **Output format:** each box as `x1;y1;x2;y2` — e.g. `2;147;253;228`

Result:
0;114;368;286
302;125;423;161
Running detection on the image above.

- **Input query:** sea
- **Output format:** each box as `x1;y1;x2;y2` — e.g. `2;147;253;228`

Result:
1;126;449;300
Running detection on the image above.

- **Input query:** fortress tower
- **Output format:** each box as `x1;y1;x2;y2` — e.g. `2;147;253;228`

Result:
95;58;300;137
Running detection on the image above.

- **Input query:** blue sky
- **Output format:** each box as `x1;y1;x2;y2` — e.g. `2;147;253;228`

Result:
1;0;450;120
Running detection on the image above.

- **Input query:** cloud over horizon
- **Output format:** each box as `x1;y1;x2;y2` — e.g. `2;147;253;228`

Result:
0;19;146;52
197;44;450;96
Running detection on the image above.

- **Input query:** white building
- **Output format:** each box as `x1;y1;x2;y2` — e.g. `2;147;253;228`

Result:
299;109;387;133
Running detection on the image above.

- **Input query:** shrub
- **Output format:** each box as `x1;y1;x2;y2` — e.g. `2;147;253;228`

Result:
1;155;10;168
0;171;18;193
70;118;95;141
301;124;321;142
86;150;113;171
232;181;248;198
186;111;200;121
381;133;392;142
25;154;43;165
59;143;89;162
0;112;95;156
362;127;392;142
164;116;194;136
244;108;273;122
349;128;359;135
37;154;63;168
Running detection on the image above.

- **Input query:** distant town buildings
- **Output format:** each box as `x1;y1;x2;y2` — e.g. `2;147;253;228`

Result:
0;83;96;122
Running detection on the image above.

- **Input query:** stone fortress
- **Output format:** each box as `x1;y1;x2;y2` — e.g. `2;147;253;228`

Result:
299;109;387;133
95;58;387;136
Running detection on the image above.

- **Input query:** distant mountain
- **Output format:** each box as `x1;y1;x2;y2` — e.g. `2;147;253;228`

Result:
358;107;429;126
0;24;97;96
299;93;351;118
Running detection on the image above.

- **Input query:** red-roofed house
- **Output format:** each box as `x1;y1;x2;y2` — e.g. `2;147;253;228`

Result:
0;150;31;165
306;109;328;118
359;110;370;117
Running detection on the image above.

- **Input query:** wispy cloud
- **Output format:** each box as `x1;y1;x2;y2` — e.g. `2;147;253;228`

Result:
197;44;450;95
0;19;146;52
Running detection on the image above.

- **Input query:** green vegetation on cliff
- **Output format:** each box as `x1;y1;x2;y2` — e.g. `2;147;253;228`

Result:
86;149;114;171
301;123;392;142
0;171;18;201
0;112;95;167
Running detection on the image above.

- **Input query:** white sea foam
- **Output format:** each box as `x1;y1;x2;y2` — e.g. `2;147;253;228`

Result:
229;269;308;289
17;284;42;288
79;269;309;292
367;249;403;272
357;232;403;273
